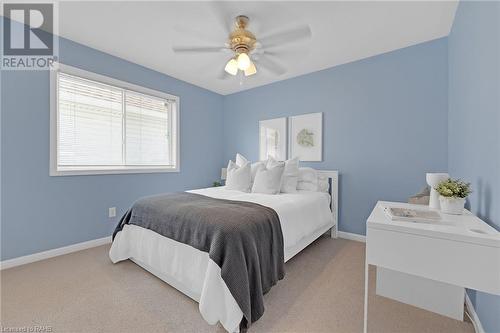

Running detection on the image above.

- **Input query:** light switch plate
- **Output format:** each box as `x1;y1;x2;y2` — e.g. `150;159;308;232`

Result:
108;207;116;218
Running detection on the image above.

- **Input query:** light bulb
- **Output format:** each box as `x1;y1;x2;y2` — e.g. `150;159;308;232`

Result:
237;53;251;70
244;61;257;76
224;58;238;75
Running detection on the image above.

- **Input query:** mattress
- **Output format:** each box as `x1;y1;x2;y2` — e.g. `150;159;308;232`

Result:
109;187;333;332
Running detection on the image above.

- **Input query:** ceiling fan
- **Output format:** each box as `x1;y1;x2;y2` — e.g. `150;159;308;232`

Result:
172;15;311;79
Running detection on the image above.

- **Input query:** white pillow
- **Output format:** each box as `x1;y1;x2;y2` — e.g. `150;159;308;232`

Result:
317;174;330;192
266;156;300;193
236;153;266;183
298;177;329;192
297;181;318;191
265;156;283;169
281;157;299;193
235;153;248;167
298;167;318;183
251;164;285;194
226;160;251;192
251;162;266;182
297;167;319;191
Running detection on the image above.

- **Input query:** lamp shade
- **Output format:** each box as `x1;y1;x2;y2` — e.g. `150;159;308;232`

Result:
221;168;227;180
244;61;257;76
237;53;251;70
224;58;238;75
426;173;449;209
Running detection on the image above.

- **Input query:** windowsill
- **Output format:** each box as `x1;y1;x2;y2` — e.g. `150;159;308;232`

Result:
50;166;180;176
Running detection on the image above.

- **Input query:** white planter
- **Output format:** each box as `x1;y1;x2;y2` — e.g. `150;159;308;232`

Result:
439;196;466;215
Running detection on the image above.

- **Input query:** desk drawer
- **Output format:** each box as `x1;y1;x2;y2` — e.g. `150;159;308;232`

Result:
367;227;500;295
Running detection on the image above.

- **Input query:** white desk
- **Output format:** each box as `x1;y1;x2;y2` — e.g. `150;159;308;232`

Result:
363;201;500;333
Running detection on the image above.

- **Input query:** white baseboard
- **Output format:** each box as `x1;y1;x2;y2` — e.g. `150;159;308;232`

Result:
0;236;112;270
465;293;485;333
338;231;366;242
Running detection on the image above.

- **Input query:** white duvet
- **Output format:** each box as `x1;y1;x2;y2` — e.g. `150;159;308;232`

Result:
190;187;333;254
109;187;333;332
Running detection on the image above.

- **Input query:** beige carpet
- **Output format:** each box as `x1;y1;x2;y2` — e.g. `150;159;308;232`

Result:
1;237;474;333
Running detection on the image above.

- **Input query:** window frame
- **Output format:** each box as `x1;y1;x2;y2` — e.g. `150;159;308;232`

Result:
50;63;180;176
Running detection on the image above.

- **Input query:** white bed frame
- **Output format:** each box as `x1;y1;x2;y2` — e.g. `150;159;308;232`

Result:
318;170;339;238
284;170;339;260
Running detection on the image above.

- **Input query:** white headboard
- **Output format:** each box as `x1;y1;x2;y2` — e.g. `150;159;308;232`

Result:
317;170;339;238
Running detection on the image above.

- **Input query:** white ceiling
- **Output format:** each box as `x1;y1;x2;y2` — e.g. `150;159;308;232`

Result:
58;1;458;95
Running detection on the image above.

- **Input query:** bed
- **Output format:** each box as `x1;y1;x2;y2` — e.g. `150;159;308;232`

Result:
109;170;338;332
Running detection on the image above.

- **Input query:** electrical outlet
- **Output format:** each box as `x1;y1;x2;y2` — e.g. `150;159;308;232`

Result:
108;207;116;218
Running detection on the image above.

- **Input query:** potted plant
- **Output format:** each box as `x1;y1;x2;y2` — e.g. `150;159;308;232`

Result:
435;178;472;215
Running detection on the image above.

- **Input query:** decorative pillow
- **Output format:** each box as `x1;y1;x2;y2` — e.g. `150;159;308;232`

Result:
299;177;329;192
251;162;266;182
298;167;318;183
235;153;248;167
236;153;266;183
297;167;319;191
297;181;318;191
280;157;299;193
251;164;285;194
226;160;251;192
317;174;330;192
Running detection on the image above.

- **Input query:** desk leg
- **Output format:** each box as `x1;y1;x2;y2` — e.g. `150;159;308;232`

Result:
363;261;369;333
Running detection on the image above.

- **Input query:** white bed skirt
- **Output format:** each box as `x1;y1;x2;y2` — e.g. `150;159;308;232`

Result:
109;223;333;332
109;224;243;332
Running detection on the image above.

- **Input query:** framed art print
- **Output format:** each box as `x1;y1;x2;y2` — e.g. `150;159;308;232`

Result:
259;117;287;161
289;112;322;161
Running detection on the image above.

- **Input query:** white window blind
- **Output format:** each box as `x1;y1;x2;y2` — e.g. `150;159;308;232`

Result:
53;68;179;175
125;91;171;166
58;73;123;166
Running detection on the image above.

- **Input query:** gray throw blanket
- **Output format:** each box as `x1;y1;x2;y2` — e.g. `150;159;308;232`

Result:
113;192;285;329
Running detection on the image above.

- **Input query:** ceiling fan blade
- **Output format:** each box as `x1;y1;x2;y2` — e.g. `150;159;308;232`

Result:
172;25;220;44
209;1;234;34
251;49;281;59
172;46;227;54
254;55;287;76
259;25;312;48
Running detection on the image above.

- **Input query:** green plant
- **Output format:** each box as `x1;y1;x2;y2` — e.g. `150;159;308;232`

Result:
435;178;471;198
213;181;222;187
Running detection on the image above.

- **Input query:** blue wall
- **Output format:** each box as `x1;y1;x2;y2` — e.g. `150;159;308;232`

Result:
448;1;500;332
1;32;224;260
222;38;449;235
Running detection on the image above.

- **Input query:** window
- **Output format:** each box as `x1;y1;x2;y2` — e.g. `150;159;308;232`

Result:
50;65;179;175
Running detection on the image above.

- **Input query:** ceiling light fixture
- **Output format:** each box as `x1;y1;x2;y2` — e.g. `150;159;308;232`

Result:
237;53;251;70
224;58;238;75
224;52;257;76
244;62;257;76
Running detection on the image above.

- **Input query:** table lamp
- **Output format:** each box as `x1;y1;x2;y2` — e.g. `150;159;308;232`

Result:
426;173;449;209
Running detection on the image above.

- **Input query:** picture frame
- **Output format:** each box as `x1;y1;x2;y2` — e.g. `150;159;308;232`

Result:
259;117;287;161
289;112;323;161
